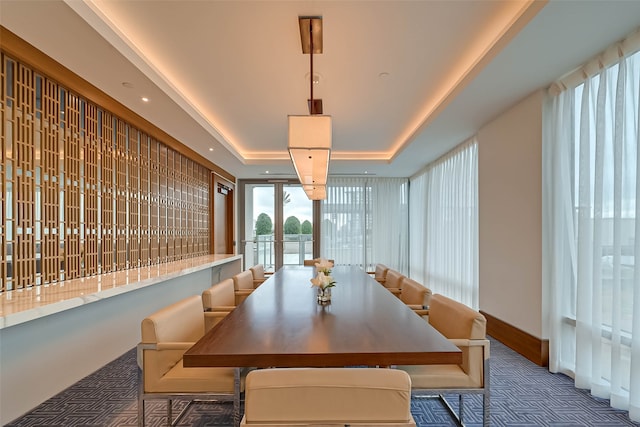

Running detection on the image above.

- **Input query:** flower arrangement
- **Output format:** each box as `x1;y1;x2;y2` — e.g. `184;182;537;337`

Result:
310;261;336;303
310;270;336;291
314;258;334;275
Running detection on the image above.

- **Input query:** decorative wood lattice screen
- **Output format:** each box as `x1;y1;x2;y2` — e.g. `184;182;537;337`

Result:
0;53;211;292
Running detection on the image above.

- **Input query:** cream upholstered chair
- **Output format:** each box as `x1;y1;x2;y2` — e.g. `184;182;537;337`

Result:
397;294;490;426
233;270;255;305
202;278;236;332
372;263;389;284
249;264;270;288
137;295;243;426
240;368;416;426
383;269;404;298
399;277;431;318
303;257;335;267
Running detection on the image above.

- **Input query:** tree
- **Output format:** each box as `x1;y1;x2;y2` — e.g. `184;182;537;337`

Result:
301;220;312;234
284;216;301;234
255;213;273;236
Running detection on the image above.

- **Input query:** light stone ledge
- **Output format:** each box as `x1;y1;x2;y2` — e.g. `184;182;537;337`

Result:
0;254;243;329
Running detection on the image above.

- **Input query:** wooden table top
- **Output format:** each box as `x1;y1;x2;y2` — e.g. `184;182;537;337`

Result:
184;265;461;368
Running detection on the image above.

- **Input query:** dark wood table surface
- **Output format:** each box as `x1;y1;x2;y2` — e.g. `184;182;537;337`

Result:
183;265;461;368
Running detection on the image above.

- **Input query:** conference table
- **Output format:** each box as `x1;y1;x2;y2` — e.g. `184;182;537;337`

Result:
183;265;461;424
184;265;461;366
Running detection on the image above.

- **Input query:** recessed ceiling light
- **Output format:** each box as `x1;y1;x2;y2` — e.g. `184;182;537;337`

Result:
378;72;390;79
122;82;134;88
209;148;214;152
141;97;149;102
265;170;270;174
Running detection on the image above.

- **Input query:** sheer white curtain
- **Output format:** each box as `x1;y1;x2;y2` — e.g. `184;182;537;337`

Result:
544;49;640;421
409;139;478;308
322;177;409;273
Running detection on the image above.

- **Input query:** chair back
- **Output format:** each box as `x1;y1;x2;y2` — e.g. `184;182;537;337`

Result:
241;368;416;426
249;264;266;287
384;269;404;289
140;295;205;391
303;258;335;267
250;264;265;281
202;278;236;310
141;295;204;344
374;263;389;282
400;277;432;307
233;270;254;290
429;294;486;339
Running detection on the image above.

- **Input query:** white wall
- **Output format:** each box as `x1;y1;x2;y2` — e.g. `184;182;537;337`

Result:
477;90;544;338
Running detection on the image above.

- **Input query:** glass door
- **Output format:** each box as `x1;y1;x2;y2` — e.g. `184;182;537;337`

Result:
241;181;314;272
282;184;313;267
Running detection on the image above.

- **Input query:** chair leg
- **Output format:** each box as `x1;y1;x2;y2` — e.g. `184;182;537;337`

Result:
137;366;145;427
138;397;145;427
458;394;464;425
167;398;173;426
483;391;490;427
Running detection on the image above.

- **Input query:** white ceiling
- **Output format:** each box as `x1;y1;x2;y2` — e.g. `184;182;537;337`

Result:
2;0;640;180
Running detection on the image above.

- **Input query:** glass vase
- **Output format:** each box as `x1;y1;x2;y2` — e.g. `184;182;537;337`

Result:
317;287;331;303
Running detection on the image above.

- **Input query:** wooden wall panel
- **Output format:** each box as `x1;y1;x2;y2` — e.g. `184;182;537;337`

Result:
84;103;99;276
0;51;218;292
149;138;159;263
100;111;115;273
128;127;140;267
166;149;175;261
39;75;60;284
63;90;82;280
179;155;188;257
158;144;168;262
1;56;7;290
198;165;210;255
115;119;127;269
185;158;194;256
14;62;36;289
139;134;150;266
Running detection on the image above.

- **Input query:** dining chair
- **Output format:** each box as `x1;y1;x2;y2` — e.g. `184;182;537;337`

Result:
202;278;237;332
241;367;416;426
137;295;244;426
399;277;431;318
249;264;270;288
303;257;335;267
396;294;490;426
372;263;389;284
233;270;255;305
383;269;403;298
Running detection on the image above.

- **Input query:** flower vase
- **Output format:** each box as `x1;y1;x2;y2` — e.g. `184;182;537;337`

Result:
317;287;331;303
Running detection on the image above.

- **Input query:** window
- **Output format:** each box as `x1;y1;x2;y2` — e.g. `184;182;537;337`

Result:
544;47;640;421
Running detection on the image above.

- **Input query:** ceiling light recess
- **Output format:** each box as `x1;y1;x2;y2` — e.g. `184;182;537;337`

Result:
288;16;331;201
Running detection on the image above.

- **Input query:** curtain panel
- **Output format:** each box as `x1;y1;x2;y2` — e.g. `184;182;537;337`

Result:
321;177;409;273
544;49;640;421
409;139;478;309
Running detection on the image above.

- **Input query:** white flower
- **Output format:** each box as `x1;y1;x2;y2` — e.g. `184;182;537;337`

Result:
310;271;336;290
315;258;334;270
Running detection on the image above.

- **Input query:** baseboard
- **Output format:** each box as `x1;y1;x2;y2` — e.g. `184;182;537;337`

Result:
480;310;549;367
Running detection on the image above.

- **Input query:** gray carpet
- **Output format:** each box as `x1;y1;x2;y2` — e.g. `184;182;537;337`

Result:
6;338;639;426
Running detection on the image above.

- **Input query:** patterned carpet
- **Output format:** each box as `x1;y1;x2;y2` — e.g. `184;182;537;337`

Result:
7;338;639;427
